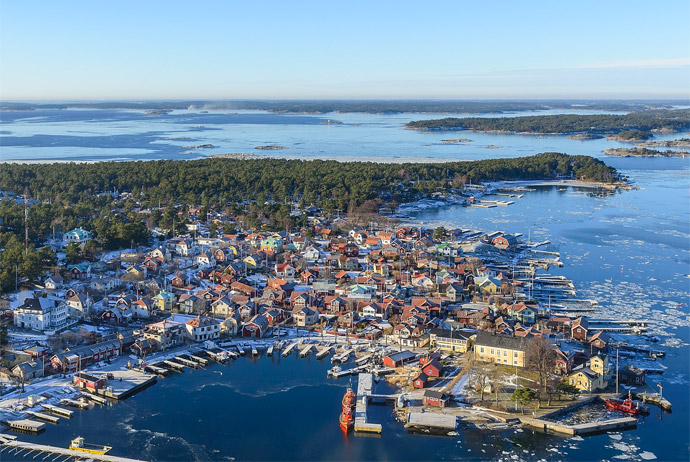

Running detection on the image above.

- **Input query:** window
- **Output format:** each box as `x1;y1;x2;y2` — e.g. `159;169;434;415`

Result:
480;347;484;353
490;349;494;355
504;351;507;356
514;352;518;357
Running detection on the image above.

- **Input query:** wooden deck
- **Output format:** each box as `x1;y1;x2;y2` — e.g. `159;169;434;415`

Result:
0;434;145;462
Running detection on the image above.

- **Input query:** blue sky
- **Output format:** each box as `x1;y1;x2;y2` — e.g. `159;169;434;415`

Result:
1;1;688;100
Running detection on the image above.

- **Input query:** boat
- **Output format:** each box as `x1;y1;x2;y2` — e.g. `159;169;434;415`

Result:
69;437;112;455
339;387;356;432
605;391;649;415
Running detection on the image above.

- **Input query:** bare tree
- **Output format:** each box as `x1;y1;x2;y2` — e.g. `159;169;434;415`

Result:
526;336;557;394
470;358;492;401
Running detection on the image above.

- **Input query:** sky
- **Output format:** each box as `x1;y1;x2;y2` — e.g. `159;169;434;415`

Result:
0;1;689;100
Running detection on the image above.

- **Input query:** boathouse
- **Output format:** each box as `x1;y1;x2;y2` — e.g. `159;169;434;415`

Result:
73;371;106;392
383;350;416;368
423;389;449;407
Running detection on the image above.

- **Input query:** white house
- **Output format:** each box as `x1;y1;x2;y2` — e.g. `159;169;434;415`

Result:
185;316;221;342
65;293;93;320
294;307;319;327
44;274;64;290
14;295;69;332
62;228;92;246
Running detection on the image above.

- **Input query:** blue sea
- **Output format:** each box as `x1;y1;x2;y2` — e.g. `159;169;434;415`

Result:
1;108;689;460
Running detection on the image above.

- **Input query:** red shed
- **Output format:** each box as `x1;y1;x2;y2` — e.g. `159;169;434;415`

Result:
413;372;428;389
423;389;449;407
73;372;106;392
421;358;443;378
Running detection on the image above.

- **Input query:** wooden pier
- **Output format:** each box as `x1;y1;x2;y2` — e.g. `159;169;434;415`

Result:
23;411;59;424
41;404;73;418
60;398;90;409
186;353;209;366
267;344;274;356
162;360;186;371
520;416;637;436
282;342;299;357
316;346;331;359
144;364;169;376
636;392;672;410
332;349;351;364
329;364;367;378
174;356;199;368
252;346;259;356
299;344;313;357
0;434;145;462
82;392;108;405
4;419;45;433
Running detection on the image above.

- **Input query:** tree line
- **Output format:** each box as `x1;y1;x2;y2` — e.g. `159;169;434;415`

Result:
405;109;690;135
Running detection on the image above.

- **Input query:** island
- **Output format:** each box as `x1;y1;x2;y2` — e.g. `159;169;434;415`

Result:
405;109;690;136
441;138;473;144
637;138;690;148
603;147;686;157
255;145;288;150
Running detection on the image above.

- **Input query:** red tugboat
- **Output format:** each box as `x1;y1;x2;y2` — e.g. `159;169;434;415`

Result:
605;391;649;415
339;387;356;432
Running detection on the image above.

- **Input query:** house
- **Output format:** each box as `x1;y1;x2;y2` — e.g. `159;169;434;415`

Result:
242;314;269;338
275;263;296;279
143;319;185;350
383;350;417;368
303;246;320;262
62;227;92;246
507;303;538;325
178;294;206;314
412;372;428;389
132;297;155;319
474;275;501;295
619;365;646;386
421;358;443;377
571;317;589;341
423;389;449;407
473;331;528;367
126;264;148;279
492;234;518;250
153;291;176;311
50;338;127;372
589;331;611;351
101;306;132;324
294;307;319;327
73;372;106;392
44;274;64;290
13;295;69;332
568;354;608;392
185;316;221;342
65;293;93;320
67;263;91;280
11;361;44;382
429;328;471;354
196;252;216;269
260;237;282;252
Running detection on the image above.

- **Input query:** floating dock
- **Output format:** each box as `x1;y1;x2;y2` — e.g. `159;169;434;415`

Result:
0;434;145;462
252;346;259;356
5;419;46;433
92;370;157;400
162;360;186;371
41;404;73;418
332;349;352;363
174;356;199;368
61;398;90;409
316;346;331;359
282;342;299;357
23;411;59;424
299;344;313;357
267;344;274;356
187;353;209;366
82;392;108;405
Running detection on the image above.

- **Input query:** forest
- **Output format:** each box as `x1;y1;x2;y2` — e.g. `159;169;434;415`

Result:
405;109;690;135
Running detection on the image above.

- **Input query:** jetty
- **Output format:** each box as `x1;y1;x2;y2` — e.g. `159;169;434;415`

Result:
186;353;209;366
267;344;274;356
329;364;367;378
94;370;157;400
61;398;90;409
0;434;145;462
82;393;108;405
162;359;186;371
41;404;73;418
520;415;637;436
252;346;259;356
636;392;672;410
354;373;382;434
4;419;45;433
316;346;332;359
299;344;313;357
23;411;59;424
332;349;352;364
282;342;299;357
144;364;169;376
174;355;199;368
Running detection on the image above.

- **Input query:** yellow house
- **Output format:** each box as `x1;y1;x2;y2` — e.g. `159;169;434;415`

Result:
473;331;527;367
474;275;501;295
243;255;259;269
429;328;471;354
568;354;608;392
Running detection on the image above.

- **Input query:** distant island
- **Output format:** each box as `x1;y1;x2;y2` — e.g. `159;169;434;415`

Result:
255;145;288;150
606;130;653;141
441;138;473;144
603;147;686;157
637;138;690;148
405;109;690;137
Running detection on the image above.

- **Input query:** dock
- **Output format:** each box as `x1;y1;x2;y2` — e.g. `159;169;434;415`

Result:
405;412;457;430
174;355;199;368
5;419;46;433
316;346;331;359
354;373;382;434
41;404;73;418
92;370;157;400
61;398;90;409
23;411;59;424
186;353;210;366
252;346;259;356
332;349;351;363
0;434;145;462
329;364;367;378
267;344;274;356
520;416;637;436
162;359;186;371
299;344;313;357
82;392;108;405
144;364;169;376
636;392;672;410
282;342;299;357
355;354;372;366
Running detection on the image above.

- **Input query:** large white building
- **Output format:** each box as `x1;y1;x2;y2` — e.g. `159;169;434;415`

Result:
14;295;69;332
62;227;92;246
185;316;221;342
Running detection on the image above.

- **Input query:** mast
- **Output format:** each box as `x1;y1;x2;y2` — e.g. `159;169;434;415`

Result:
24;188;29;255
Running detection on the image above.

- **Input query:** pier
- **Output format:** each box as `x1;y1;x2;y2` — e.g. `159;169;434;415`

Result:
174;355;199;368
41;404;73;418
82;392;108;405
92;370;158;400
0;434;145;462
267;344;274;356
162;359;186;371
354;373;382;434
520;416;637;436
61;398;90;409
282;342;299;357
316;346;331;359
332;349;351;363
186;353;210;366
636;392;672;410
4;419;45;433
329;364;367;378
299;344;313;357
23;411;59;424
